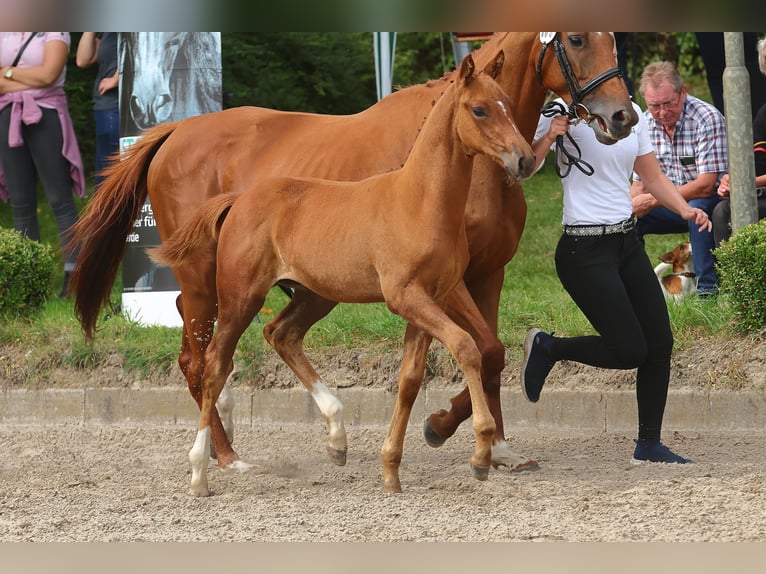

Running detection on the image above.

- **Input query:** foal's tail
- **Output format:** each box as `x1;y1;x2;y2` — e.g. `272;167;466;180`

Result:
148;194;238;268
68;122;179;340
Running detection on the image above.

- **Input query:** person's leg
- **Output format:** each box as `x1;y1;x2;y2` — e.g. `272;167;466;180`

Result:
93;106;120;192
23;108;80;268
634;205;688;244
0;107;41;240
757;195;766;221
619;232;690;462
712;197;732;247
618;233;674;440
687;196;720;294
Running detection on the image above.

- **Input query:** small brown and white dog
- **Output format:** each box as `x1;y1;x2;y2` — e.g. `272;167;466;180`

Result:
654;242;696;301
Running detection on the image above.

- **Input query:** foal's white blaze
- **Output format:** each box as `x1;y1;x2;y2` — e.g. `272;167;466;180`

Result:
188;426;211;497
496;100;522;136
311;380;346;453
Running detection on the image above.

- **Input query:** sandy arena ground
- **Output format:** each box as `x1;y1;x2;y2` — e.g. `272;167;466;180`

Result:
1;421;763;543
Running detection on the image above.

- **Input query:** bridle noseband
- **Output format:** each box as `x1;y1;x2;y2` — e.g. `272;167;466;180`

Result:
536;33;624;178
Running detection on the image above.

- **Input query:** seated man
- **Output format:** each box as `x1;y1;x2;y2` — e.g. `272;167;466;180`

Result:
713;37;766;247
631;61;727;297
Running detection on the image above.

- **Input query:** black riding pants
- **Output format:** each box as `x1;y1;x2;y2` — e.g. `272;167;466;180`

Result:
552;230;674;440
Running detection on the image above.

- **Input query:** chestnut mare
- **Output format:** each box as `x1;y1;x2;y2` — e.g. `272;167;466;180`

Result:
151;52;535;495
70;33;637;483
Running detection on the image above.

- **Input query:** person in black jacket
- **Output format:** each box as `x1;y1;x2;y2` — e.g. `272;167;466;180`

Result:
712;37;766;247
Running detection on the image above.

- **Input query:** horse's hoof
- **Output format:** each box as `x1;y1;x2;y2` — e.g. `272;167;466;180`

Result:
423;418;447;448
327;446;347;466
470;463;490;481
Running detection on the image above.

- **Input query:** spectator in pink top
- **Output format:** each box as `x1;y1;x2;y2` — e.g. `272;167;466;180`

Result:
0;32;85;298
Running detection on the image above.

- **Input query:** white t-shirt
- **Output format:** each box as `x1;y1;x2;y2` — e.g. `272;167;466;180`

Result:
534;100;652;226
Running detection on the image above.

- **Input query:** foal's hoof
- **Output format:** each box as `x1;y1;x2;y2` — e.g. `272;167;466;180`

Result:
470;463;490;482
327;446;347;466
188;485;210;497
423;418;447;448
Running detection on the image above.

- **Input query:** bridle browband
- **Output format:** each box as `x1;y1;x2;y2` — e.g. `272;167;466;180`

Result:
536;33;624;178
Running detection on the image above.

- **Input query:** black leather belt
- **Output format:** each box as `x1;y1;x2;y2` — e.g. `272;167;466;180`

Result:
563;216;637;237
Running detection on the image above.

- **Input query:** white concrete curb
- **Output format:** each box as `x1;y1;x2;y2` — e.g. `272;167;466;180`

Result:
1;386;764;432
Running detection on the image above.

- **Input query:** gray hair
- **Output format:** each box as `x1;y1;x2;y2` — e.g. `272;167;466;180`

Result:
758;37;766;76
638;61;684;97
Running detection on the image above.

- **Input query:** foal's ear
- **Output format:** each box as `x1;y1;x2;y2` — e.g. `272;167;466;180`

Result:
459;54;476;84
483;50;505;80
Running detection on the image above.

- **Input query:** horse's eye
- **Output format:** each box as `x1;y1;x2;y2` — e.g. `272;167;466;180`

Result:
472;107;486;118
569;35;584;48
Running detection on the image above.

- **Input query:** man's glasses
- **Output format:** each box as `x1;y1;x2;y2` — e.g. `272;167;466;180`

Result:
646;94;682;113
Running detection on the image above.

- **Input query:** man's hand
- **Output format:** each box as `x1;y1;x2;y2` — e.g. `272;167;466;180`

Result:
632;193;657;218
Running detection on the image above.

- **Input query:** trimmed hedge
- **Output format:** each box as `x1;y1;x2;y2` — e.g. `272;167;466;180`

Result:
0;228;56;318
715;219;766;332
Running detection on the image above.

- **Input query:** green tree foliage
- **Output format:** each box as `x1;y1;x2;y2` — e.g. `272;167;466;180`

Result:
619;32;709;105
222;32;377;113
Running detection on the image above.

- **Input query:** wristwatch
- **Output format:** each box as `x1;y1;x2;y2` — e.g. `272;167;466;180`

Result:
4;67;13;80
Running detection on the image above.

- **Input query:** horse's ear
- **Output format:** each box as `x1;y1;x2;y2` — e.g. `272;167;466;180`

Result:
459;54;476;84
483;50;505;80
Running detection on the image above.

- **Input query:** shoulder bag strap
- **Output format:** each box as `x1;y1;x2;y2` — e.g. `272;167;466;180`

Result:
11;33;38;67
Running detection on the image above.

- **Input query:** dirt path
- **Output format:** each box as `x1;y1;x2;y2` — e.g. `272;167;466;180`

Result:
2;422;764;542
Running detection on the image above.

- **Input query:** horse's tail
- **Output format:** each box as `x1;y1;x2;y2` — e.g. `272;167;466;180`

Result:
68;122;179;340
148;193;238;268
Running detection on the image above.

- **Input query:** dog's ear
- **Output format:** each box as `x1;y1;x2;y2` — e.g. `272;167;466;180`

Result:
659;251;674;264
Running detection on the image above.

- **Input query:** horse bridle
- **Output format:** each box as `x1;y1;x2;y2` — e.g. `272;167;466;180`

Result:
536;33;624;178
536;32;623;120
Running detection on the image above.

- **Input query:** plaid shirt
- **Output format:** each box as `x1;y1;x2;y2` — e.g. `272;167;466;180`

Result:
636;94;728;186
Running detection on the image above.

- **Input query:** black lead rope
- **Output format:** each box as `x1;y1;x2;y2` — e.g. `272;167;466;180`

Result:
540;101;595;178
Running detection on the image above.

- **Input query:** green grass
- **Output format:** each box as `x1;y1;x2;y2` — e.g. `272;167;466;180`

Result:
0;165;738;385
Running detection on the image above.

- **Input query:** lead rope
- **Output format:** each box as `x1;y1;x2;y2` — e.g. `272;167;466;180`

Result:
540;101;595;178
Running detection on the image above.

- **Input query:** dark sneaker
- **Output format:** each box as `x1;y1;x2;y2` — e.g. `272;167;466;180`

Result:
520;328;555;403
631;439;692;465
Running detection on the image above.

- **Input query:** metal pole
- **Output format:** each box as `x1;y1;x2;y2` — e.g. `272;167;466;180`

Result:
723;32;758;232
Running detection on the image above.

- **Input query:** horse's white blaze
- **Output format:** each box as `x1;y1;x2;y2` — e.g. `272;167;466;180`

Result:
216;383;235;443
310;380;347;453
188;426;211;497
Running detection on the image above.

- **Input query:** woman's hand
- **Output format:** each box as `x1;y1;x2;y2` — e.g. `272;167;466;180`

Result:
547;114;570;138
